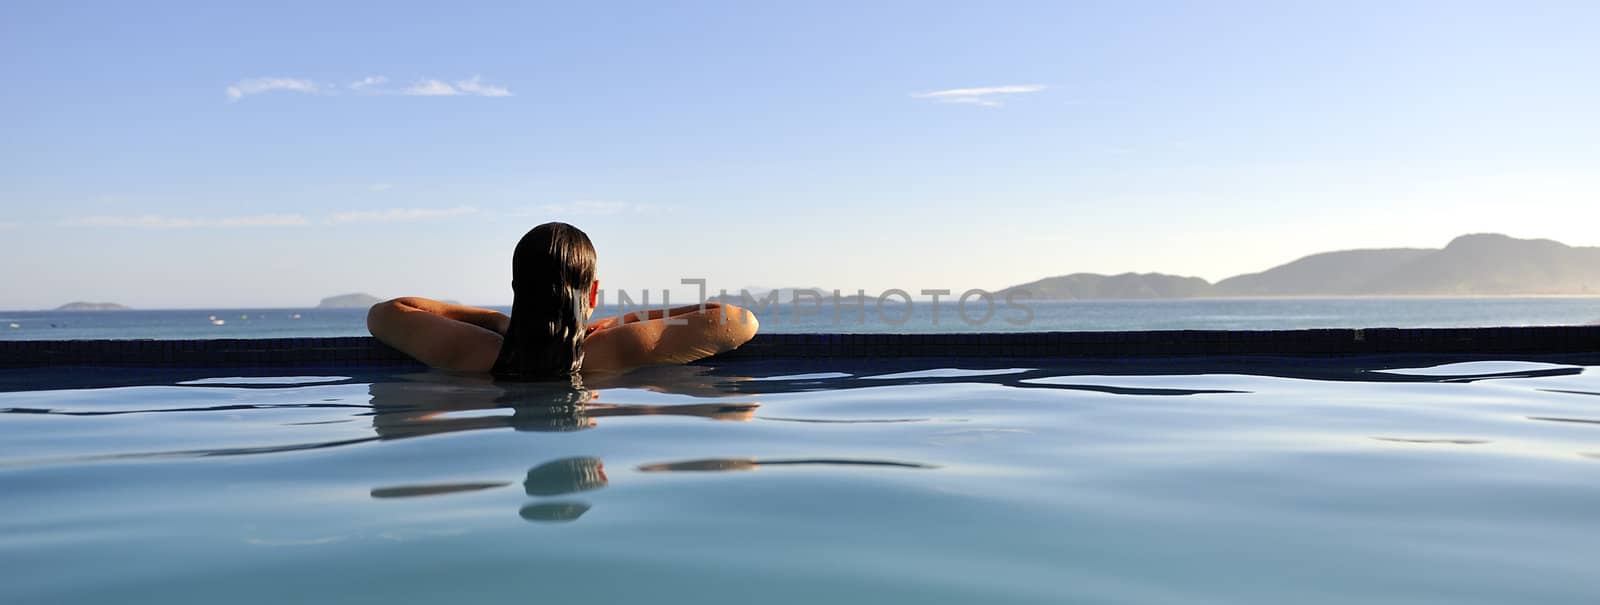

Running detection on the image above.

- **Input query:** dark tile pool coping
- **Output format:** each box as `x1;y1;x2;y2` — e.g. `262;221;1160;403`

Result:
2;326;1597;368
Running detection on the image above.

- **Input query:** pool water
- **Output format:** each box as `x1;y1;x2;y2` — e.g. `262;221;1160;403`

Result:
3;356;1600;604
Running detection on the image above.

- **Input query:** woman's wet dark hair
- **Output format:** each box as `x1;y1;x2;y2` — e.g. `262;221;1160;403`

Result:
491;222;597;380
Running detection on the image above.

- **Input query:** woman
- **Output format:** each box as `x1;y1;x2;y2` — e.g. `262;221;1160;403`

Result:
367;222;759;377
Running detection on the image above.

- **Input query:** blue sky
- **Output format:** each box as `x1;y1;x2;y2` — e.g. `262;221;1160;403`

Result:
2;1;1597;309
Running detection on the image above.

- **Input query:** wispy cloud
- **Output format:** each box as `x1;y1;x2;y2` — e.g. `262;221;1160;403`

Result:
66;207;481;228
349;75;388;91
328;206;478;224
69;214;310;228
453;76;512;97
215;214;309;227
911;84;1046;107
227;75;513;100
523;201;663;216
226;77;319;102
402;79;461;96
398;76;513;97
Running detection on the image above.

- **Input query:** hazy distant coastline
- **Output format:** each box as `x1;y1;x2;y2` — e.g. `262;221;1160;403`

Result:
24;234;1600;311
720;234;1600;305
996;233;1600;300
317;293;382;309
55;302;130;311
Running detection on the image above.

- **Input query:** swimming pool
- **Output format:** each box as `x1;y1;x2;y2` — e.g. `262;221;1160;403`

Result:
4;353;1600;604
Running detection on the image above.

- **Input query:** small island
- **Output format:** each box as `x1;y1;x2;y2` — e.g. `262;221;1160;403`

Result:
317;293;383;309
55;302;130;311
709;287;829;305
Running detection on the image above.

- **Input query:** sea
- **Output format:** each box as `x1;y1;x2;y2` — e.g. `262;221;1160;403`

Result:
3;297;1598;340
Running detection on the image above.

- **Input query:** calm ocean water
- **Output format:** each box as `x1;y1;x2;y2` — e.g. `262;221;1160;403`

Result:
4;356;1600;603
3;297;1598;340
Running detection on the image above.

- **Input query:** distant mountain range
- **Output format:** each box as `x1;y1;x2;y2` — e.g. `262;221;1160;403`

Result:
39;234;1595;312
997;234;1600;299
710;287;831;304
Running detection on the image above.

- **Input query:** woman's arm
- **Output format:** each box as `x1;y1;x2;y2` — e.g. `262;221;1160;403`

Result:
367;297;506;373
582;303;758;372
383;297;510;334
589;302;725;333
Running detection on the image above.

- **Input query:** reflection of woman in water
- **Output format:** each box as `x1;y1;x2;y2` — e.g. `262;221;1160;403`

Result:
364;371;759;524
366;370;759;441
367;222;759;378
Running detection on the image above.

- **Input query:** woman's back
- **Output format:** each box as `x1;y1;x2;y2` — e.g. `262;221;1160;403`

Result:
366;222;759;376
367;298;758;375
